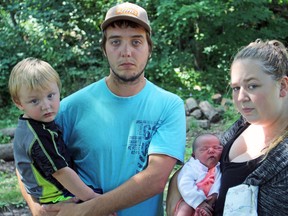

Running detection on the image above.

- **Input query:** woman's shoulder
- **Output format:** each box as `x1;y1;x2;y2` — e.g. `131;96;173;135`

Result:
220;116;248;146
245;138;288;186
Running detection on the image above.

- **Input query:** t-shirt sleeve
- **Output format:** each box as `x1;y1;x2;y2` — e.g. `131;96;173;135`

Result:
148;95;186;162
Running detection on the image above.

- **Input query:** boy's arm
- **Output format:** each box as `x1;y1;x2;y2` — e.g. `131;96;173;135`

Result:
16;169;57;216
52;167;99;201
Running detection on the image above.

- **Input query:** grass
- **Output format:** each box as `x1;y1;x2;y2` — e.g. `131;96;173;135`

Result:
0;168;26;211
0;105;26;211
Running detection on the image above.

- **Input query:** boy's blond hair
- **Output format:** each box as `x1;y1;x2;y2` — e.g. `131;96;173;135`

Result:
8;57;61;103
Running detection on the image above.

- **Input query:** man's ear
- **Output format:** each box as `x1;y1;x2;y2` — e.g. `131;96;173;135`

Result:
279;76;288;97
102;47;107;57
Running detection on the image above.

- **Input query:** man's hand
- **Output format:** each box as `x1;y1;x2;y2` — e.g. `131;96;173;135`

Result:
42;202;75;216
43;200;117;216
31;204;58;216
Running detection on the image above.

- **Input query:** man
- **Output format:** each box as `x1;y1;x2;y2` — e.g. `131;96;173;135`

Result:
17;2;186;215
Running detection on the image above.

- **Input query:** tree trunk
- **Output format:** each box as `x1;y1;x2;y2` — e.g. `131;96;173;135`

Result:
0;143;14;161
199;101;221;123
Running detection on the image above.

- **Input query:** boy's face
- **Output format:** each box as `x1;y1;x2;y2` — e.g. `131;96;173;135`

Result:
15;82;60;122
193;135;223;169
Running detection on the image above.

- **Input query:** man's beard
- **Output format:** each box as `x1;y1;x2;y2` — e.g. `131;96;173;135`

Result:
111;68;145;83
109;58;149;83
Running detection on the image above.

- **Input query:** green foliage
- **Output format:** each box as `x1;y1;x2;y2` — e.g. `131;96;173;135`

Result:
0;136;11;145
0;105;21;129
0;105;19;144
1;0;288;106
0;0;108;102
221;105;241;130
150;0;288;94
184;146;193;162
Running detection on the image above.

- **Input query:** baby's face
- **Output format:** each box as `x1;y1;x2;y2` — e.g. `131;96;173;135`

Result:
194;135;223;169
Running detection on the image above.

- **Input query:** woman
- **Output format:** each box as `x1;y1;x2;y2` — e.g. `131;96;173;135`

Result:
214;39;288;215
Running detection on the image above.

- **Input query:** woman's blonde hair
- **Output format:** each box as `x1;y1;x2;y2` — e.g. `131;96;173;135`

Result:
263;126;288;158
8;57;61;103
232;39;288;81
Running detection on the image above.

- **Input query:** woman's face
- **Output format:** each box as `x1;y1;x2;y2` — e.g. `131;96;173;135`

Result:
230;59;283;126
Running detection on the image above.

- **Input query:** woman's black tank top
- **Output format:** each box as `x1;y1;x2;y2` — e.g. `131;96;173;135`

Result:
214;124;263;215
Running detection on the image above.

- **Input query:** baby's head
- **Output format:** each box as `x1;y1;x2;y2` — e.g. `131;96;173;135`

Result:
9;57;61;122
192;133;222;169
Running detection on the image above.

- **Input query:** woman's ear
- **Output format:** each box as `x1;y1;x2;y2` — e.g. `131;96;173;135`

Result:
279;76;288;97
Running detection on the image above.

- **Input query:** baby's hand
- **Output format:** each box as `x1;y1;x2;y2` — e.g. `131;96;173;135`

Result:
195;201;213;216
195;206;212;216
206;193;217;208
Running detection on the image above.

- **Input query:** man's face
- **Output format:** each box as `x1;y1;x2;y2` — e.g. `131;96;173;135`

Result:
104;25;150;83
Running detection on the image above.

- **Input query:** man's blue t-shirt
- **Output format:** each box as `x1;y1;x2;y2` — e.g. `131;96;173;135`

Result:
56;78;186;215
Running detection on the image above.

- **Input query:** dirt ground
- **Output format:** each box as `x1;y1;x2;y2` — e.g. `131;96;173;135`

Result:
0;206;31;216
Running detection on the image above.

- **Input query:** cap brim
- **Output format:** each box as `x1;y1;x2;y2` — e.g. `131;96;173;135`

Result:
101;15;151;34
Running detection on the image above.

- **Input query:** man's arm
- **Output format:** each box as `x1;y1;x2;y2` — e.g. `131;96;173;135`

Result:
52;167;99;201
44;154;177;216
